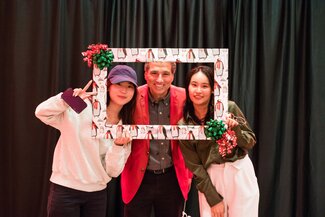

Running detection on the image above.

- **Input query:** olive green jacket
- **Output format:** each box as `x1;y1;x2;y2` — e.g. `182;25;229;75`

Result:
178;101;256;207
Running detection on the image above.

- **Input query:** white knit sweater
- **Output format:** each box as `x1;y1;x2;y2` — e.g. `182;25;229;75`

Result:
35;93;131;192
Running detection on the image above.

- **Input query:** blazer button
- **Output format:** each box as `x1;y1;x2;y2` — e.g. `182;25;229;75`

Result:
141;168;145;172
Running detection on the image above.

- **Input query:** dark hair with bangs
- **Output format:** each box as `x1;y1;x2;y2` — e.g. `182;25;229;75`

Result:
107;80;138;124
183;65;214;124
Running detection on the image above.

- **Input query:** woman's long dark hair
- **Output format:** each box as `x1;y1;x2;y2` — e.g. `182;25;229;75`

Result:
183;65;214;124
107;81;138;124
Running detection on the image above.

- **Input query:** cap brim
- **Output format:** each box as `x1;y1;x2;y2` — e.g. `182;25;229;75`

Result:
110;76;138;87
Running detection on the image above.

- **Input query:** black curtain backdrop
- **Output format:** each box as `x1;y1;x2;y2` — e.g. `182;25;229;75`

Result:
1;0;324;217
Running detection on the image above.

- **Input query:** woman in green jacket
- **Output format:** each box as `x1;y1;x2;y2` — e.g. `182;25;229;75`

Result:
179;65;259;217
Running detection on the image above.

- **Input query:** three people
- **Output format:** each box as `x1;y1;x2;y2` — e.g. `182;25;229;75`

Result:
35;65;138;217
178;65;259;217
121;62;191;217
36;62;259;217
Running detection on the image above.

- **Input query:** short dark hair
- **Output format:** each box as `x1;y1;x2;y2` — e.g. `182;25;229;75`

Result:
144;62;177;74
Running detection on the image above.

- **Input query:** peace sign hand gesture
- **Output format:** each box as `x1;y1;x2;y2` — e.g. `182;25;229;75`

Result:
73;80;97;100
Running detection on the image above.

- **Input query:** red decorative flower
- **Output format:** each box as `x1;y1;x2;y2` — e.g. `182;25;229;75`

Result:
217;129;237;158
205;119;238;159
81;44;114;70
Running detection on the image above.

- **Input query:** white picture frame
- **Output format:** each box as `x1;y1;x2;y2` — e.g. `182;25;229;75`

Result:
91;48;228;140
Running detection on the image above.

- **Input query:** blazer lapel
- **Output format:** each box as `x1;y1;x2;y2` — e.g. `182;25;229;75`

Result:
169;87;178;125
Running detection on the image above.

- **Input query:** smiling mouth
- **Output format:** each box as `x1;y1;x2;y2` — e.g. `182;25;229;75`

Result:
117;95;127;99
154;85;164;90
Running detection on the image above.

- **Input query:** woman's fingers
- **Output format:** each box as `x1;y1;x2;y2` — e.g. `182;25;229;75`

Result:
114;138;130;146
114;131;132;145
73;88;82;97
72;81;96;99
82;80;93;92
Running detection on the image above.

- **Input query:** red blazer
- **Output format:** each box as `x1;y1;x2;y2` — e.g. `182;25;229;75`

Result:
121;85;191;204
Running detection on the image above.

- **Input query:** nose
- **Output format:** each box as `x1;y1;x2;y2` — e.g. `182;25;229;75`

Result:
120;86;127;93
156;73;163;82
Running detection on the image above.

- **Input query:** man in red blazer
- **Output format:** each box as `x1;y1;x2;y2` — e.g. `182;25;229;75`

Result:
121;62;191;217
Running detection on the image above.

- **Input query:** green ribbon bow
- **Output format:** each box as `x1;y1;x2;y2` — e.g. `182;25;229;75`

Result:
204;119;226;140
93;50;114;70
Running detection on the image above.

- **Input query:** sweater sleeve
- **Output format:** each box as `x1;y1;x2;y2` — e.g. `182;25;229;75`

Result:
34;93;69;130
228;101;256;151
179;139;223;207
105;142;131;177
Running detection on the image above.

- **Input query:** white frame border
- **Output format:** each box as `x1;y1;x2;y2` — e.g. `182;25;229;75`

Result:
91;48;228;140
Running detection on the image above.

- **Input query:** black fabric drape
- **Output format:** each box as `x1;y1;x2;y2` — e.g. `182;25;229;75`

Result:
1;0;324;217
0;1;106;217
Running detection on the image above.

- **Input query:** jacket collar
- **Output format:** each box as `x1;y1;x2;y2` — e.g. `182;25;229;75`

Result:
139;85;180;125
